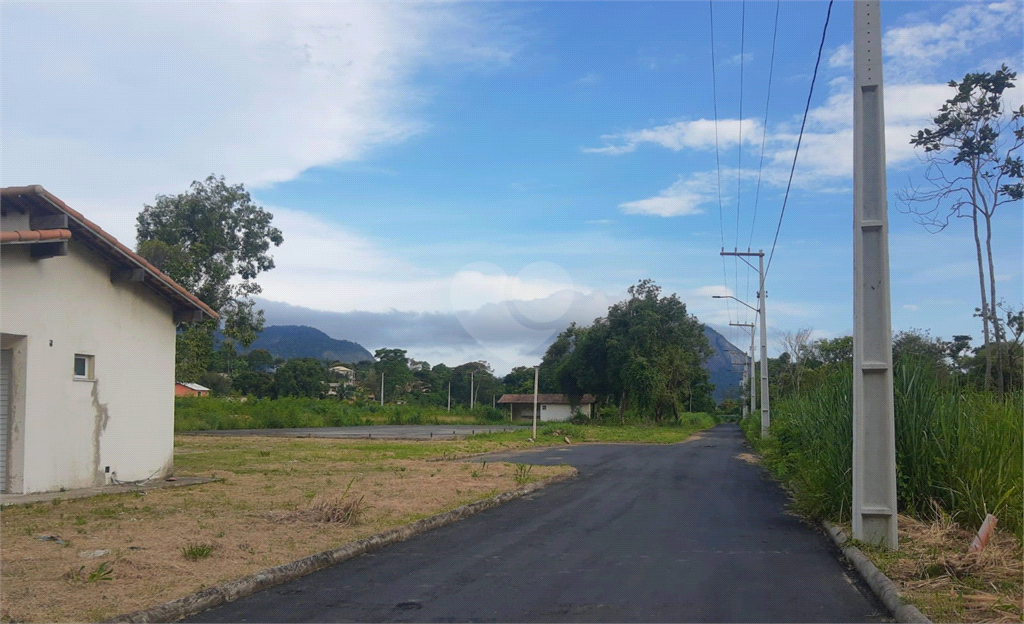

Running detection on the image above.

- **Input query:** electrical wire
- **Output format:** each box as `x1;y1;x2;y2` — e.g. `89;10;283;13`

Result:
764;0;834;279
709;0;733;326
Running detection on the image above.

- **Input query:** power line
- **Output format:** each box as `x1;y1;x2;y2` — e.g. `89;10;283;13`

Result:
736;1;746;326
745;0;780;325
708;0;733;325
748;0;781;252
765;0;834;279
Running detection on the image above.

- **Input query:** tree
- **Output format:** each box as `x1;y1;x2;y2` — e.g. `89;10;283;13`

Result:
778;328;813;395
272;359;327;398
374;348;413;402
898;65;1024;393
245;349;275;372
136;175;284;379
546;279;713;422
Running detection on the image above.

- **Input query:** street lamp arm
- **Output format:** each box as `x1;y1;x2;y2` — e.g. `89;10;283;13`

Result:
712;295;759;314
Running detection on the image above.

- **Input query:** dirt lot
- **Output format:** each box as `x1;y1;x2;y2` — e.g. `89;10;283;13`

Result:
0;435;570;623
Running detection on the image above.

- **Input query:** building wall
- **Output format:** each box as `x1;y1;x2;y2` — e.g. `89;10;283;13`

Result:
509;402;592;422
0;238;176;493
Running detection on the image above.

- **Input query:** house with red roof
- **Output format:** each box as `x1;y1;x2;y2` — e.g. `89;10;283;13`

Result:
0;186;217;494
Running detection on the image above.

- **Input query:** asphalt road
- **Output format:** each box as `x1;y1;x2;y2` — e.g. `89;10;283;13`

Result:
188;424;890;623
186;424;528;440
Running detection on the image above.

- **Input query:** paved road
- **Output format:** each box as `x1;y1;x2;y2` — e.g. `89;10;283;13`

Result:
188;424;889;622
186;424;528;440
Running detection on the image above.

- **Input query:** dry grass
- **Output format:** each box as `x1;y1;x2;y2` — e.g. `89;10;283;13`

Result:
734;452;760;464
0;435;570;623
852;514;1023;623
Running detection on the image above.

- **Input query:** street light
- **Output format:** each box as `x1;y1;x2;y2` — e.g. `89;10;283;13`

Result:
712;294;758;313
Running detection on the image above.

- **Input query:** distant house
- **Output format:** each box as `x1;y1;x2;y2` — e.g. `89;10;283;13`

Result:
1;185;217;494
175;382;210;397
329;365;354;381
497;394;596;422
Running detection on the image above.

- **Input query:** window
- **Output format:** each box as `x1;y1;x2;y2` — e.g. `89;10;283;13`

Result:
74;354;94;380
541;405;546;410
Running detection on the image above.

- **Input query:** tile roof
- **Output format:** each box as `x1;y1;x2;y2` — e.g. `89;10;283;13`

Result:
0;228;72;244
497;394;596;405
1;185;217;320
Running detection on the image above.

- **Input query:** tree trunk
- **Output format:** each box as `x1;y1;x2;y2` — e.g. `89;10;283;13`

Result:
971;196;993;391
984;209;1004;397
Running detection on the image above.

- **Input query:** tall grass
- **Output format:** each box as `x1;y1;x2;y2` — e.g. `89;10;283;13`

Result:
174;396;507;432
742;359;1022;540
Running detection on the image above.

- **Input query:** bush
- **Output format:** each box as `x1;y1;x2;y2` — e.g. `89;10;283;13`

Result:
742;359;1023;540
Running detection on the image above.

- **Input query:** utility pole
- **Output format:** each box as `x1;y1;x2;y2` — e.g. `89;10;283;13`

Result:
720;249;769;436
380;372;384;407
470;371;474;410
730;322;756;418
853;0;897;550
532;365;539;440
447;382;451;412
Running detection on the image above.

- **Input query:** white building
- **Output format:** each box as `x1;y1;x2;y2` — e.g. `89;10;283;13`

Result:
497;394;595;422
1;186;217;494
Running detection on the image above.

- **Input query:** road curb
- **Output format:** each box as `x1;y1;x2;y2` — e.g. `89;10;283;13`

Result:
822;521;931;623
106;469;577;623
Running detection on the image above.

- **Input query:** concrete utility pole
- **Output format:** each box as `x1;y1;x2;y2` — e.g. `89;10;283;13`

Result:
470;371;474;410
730;322;756;418
717;249;769;437
532;365;540;440
853;0;898;550
380;372;384;407
447;382;451;412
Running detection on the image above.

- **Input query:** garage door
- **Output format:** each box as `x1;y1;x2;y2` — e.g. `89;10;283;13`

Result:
1;349;10;492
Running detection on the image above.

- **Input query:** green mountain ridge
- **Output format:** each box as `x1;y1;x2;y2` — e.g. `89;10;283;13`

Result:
248;325;375;363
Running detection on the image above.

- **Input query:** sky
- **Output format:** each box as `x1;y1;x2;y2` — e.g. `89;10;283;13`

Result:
3;1;1023;376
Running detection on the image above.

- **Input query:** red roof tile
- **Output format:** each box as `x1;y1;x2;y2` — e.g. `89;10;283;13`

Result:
1;185;217;320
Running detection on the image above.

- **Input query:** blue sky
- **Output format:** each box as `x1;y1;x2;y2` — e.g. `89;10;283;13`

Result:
3;1;1023;375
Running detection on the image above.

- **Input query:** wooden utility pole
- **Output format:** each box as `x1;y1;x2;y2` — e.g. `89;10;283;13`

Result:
852;0;898;549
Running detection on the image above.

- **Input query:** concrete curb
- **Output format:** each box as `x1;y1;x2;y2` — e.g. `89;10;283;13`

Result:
823;521;931;623
106;469;578;623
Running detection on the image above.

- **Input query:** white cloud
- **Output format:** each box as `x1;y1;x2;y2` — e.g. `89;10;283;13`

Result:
1;2;518;232
584;118;763;155
619;174;716;217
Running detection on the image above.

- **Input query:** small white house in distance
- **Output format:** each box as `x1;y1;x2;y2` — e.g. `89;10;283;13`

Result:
0;185;217;494
497;394;596;422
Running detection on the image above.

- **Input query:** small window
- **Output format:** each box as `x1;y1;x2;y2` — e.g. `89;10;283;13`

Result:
74;354;94;380
541;405;546;410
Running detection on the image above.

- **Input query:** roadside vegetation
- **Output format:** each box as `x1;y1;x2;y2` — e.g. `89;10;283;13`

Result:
174;396;507;431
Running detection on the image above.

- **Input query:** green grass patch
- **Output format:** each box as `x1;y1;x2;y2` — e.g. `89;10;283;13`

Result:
174;396;508;432
741;359;1023;540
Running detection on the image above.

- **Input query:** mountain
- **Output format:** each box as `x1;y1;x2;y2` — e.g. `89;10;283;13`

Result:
247;325;375;363
703;326;749;403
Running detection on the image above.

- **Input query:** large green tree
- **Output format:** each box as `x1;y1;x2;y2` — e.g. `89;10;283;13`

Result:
546;279;714;422
898;65;1024;393
373;348;414;403
136;175;284;380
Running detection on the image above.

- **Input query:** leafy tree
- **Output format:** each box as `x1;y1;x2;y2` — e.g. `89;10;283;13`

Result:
809;336;853;367
175;326;214;382
245;349;275;372
898;65;1024;393
374;348;414;403
272;358;327;398
233;370;273;397
136;175;284;378
546;279;713;422
503;366;538;395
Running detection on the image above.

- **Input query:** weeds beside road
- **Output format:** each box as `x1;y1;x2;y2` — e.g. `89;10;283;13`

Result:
0;417;714;623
